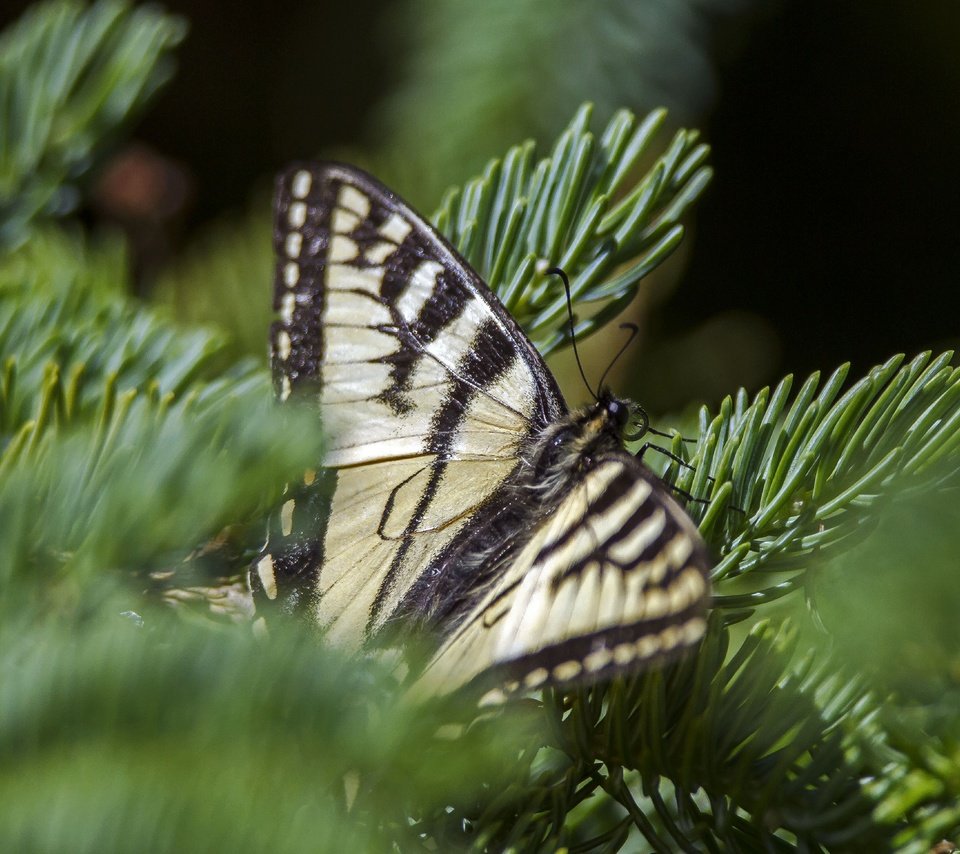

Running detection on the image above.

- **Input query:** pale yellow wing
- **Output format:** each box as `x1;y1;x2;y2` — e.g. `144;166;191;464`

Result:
414;454;711;699
251;163;566;650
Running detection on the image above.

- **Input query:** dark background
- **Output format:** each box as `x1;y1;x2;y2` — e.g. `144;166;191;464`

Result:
4;0;958;399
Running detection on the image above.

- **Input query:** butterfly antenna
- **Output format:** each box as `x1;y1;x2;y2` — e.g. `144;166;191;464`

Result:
547;266;596;400
597;322;639;392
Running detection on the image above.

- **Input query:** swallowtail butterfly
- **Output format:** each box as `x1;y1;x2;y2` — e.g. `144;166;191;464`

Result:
249;162;711;698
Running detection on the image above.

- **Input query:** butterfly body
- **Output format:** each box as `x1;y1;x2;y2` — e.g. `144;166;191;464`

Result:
250;162;710;696
388;391;649;630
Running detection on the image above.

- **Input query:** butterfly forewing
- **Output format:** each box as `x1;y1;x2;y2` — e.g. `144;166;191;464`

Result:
253;161;712;696
260;163;564;647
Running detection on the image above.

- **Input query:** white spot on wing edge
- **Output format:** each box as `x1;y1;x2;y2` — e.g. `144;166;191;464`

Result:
283;261;299;287
613;642;635;665
523;667;549;688
287;201;307;228
275;330;291;360
256;555;278;600
280;292;296;323
479;687;508;707
658;624;684;652
291;169;312;199
281;499;295;535
636;633;660;659
553;659;582;682
583;646;613;672
279;375;291;401
681;615;708;643
285;232;302;258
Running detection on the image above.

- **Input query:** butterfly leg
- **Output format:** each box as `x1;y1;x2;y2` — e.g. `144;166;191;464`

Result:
634;442;711;508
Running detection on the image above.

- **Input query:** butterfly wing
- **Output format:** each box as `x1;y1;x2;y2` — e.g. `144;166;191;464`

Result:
252;162;566;649
416;452;711;697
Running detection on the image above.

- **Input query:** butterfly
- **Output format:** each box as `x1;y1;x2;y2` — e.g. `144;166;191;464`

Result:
249;162;711;699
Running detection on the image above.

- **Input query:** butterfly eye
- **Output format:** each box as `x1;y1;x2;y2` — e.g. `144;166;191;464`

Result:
605;399;630;431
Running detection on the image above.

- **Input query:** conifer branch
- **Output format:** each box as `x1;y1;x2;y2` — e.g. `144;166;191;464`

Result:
434;103;711;355
0;231;324;586
0;0;184;246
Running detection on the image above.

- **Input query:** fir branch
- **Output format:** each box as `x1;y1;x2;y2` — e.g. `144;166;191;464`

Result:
0;229;236;435
0;610;526;853
665;350;960;608
399;114;960;851
412;619;895;851
433;103;711;355
0;229;322;597
0;0;185;246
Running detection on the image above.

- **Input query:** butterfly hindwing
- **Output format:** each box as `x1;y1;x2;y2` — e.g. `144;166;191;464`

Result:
417;453;710;697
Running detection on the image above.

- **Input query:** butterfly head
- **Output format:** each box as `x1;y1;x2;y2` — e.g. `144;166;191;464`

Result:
589;388;650;444
529;389;645;491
